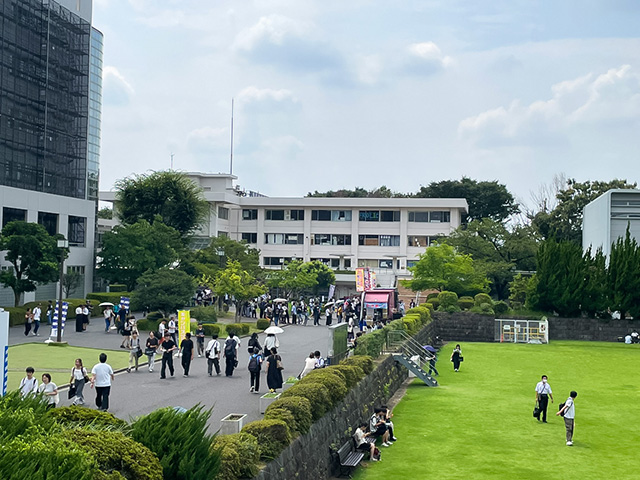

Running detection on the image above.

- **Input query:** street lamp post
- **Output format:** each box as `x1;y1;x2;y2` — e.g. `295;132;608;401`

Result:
215;248;224;310
55;238;68;343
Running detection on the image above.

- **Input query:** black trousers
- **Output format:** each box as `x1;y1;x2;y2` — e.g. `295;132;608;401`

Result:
250;371;260;391
182;356;192;375
161;354;174;378
208;357;220;375
225;355;236;376
95;386;110;411
539;394;549;421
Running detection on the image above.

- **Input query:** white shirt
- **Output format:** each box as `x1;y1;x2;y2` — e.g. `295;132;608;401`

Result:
206;339;220;358
564;397;575;419
300;357;316;378
71;367;88;381
168;320;176;333
535;381;552;395
33;307;41;321
625;335;632;344
19;376;38;397
76;306;82;315
225;336;240;350
38;382;59;405
159;323;166;336
264;335;278;351
354;427;368;447
92;362;114;387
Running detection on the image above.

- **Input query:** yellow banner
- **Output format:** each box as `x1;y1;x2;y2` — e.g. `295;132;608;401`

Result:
178;310;191;339
355;268;365;292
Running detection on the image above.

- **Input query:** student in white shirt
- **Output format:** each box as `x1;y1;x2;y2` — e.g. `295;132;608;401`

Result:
91;353;115;411
32;304;42;336
557;390;578;446
38;373;59;409
354;423;377;460
19;367;38;397
205;334;221;376
534;375;554;423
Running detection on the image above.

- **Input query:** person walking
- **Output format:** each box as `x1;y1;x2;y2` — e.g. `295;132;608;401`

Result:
38;373;59;409
160;332;177;379
206;334;221;376
557;391;578;446
298;352;316;379
167;316;178;345
325;305;333;326
69;358;88;405
120;316;132;349
90;353;114;411
19;367;38;397
127;332;141;373
32;303;42;336
223;332;239;377
195;324;206;357
266;347;283;392
247;333;261;355
75;304;84;332
180;332;195;377
263;333;279;358
450;344;463;372
103;306;113;332
46;300;54;325
145;332;159;372
534;375;554;423
248;347;263;393
24;308;33;336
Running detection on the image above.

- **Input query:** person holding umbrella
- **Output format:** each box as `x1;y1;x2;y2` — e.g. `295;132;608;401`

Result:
263;326;282;357
424;345;439;376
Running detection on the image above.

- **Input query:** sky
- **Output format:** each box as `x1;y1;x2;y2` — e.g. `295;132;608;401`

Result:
94;0;640;205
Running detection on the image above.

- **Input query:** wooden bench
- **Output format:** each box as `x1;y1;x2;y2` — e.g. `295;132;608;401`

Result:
336;438;365;478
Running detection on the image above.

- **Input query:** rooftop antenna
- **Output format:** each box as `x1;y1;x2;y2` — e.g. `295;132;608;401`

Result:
229;98;234;175
170;152;174;169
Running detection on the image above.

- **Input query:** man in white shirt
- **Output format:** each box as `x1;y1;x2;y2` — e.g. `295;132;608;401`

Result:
167;317;177;345
32;304;42;336
205;334;221;376
19;367;38;397
557;391;577;445
534;375;554;423
91;353;115;411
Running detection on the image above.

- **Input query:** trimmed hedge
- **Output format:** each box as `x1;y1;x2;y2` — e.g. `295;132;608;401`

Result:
108;284;128;292
353;327;386;357
263;407;296;435
494;300;509;314
264;396;313;436
48;406;127;429
136;318;160;332
406;306;430;322
189;306;218;323
281;384;331;421
326;364;366;388
242;419;291;461
147;311;165;322
474;293;493;307
437;291;459;309
256;319;270;330
202;323;220;336
341;355;374;375
86;292;133;306
458;296;475;310
213;433;260;480
298;370;348;405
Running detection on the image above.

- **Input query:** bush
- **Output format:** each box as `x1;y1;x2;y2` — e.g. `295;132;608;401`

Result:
238;323;251;335
423;302;435;312
131;405;220;480
427;297;440;309
86;292;133;306
341;355;374;375
474;293;493;307
480;303;495;315
69;430;163;480
4;306;27;327
256;318;270;330
147;311;165;322
213;433;260;480
326;364;365;388
48;406;127;429
458;296;475;310
281;383;331;421
438;304;461;313
242;419;291;460
494;300;509;315
353;328;386;357
109;284;128;292
426;292;439;300
202;323;220;336
402;314;421;334
189;306;217;323
298;370;348;405
406;306;430;325
438;291;459;309
264;396;313;436
136;318;160;332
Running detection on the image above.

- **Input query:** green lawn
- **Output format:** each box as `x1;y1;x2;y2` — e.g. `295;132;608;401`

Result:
7;344;130;391
355;341;640;480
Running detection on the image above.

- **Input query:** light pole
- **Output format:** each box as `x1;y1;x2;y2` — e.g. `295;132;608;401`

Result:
55;238;68;343
216;248;224;310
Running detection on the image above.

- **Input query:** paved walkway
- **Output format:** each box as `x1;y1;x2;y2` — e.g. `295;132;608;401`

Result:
8;315;331;433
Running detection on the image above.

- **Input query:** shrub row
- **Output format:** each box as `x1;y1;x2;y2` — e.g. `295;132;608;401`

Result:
256;318;270;330
189;305;218;323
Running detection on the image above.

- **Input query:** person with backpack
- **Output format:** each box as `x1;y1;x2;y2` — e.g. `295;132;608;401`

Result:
248;347;263;393
205;334;221;376
223;332;239;376
557;391;578;446
180;332;195;377
247;333;261;355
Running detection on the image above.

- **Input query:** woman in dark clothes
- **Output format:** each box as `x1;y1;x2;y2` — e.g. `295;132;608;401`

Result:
450;344;462;372
247;332;261;355
266;347;283;392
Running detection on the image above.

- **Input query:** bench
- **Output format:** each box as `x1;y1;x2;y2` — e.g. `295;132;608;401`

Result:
336;438;365;478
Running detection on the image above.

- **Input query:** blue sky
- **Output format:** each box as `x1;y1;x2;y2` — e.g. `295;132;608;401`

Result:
95;0;640;203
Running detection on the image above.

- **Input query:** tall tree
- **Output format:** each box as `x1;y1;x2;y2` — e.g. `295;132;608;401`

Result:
98;219;183;291
581;247;608;317
404;243;489;296
532;178;637;244
415;177;519;222
134;268;196;316
299;260;336;295
307;186;407;198
115;170;209;237
182;236;261;279
608;227;640;319
266;260;320;298
0;222;60;306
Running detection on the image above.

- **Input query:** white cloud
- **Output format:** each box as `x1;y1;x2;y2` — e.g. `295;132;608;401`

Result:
234;14;310;51
237;86;298;107
404;42;453;75
102;66;135;106
459;65;640;146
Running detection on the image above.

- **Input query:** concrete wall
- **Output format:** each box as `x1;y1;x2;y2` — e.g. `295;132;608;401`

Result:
547;317;640;341
430;312;495;342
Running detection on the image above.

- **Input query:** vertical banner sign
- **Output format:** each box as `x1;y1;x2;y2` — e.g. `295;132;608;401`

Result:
178;310;191;339
120;296;130;312
0;310;9;396
51;301;68;338
370;271;377;288
355;268;365;292
363;268;372;291
328;284;335;300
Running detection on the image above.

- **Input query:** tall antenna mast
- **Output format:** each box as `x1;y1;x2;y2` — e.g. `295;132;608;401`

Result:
230;98;234;175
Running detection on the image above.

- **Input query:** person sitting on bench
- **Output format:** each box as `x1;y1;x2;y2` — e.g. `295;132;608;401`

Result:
380;405;397;442
354;423;377;461
369;408;391;447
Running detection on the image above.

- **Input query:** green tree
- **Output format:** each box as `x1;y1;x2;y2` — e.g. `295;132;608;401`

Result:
204;260;266;321
532;178;637;243
608;227;640;319
299;260;336;294
97;207;113;219
98;219;183;291
415;177;519;222
508;273;531;309
443;219;539;299
182;235;261;279
0;222;60;306
134;268;196;316
404;243;489;296
307;186;407;198
61;271;83;298
266;260;320;298
581;247;608;317
115;170;209;237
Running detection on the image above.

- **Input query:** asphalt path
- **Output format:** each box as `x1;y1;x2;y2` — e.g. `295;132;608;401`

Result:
8;314;331;433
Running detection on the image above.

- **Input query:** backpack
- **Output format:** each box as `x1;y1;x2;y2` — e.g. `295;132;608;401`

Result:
558;402;566;416
224;338;237;356
248;355;260;373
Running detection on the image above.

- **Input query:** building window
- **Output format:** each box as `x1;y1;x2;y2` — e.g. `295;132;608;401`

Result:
331;258;340;268
311;258;331;266
263;257;291;266
312;234;351;246
217;231;229;238
38;212;59;236
408;211;451;222
311;210;353;221
266;210;285;221
379;259;393;269
68;216;86;247
242;209;258;220
407;260;418;268
358;235;400;246
288;210;304;221
2;207;27;228
359;210;380;222
380;235;400;246
218;206;229;220
380;211;400;222
241;233;257;243
67;265;85;274
408;211;429;222
408;235;436;247
344;258;352;269
265;233;304;245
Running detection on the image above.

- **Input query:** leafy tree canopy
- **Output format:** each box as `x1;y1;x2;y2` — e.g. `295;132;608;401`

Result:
98;219;183;291
266;260;321;298
415;177;519;222
404;243;489;296
299;260;336;294
115;170;209;237
182;235;261;279
307;186;407;198
134;268;196;315
532;178;637;244
0;221;61;306
97;207;113;219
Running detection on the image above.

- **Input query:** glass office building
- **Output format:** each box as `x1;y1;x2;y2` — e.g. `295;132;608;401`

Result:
87;27;103;202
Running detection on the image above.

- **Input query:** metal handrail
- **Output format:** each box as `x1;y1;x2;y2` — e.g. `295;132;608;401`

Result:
385;330;434;365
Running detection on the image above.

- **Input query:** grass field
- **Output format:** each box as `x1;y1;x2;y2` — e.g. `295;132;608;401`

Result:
7;344;130;391
355;341;640;480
